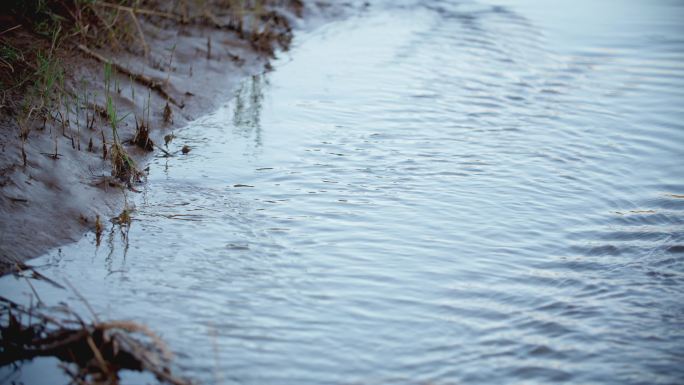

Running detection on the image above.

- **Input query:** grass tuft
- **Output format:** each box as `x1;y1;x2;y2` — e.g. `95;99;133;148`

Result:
132;117;154;151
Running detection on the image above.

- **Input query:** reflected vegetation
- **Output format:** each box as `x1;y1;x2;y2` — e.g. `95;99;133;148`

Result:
232;74;267;147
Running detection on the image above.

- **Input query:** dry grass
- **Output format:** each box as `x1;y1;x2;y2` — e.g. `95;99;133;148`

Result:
1;0;302;184
132;118;154;151
0;3;305;378
110;141;142;185
1;289;190;385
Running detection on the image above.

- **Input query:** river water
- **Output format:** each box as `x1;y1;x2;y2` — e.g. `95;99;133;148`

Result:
2;0;683;384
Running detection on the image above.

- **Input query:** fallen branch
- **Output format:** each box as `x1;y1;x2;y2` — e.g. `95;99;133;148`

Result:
93;2;182;22
77;44;182;107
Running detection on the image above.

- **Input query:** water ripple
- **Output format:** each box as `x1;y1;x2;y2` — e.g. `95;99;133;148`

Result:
2;0;683;384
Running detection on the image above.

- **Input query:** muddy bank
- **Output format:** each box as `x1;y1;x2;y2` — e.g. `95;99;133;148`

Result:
0;1;350;274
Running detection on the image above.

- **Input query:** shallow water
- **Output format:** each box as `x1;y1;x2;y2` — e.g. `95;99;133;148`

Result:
2;0;684;383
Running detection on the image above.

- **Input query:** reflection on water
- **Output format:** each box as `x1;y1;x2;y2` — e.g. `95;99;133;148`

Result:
233;75;266;147
1;0;683;384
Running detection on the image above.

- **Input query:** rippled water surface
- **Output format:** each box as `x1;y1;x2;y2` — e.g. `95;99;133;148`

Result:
3;0;684;383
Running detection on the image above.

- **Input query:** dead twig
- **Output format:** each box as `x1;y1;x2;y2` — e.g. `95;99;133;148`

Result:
0;287;192;385
0;25;22;36
77;44;182;107
93;2;182;22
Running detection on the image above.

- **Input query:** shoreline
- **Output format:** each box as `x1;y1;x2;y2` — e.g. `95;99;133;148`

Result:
0;1;328;274
0;3;362;380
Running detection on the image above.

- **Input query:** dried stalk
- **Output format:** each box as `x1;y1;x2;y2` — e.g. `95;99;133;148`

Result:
77;44;182;107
